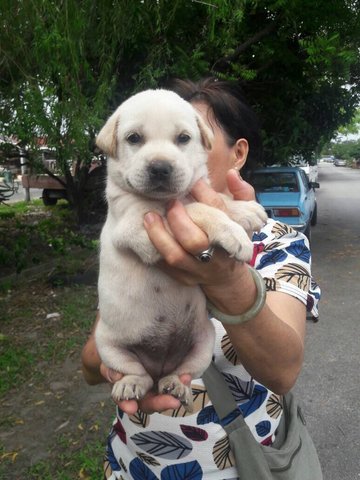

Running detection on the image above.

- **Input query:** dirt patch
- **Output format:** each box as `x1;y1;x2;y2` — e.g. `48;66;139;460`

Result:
0;202;115;478
0;277;116;479
0;274;114;480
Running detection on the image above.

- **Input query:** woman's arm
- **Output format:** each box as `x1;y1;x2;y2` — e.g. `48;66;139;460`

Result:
81;312;191;414
81;312;107;385
143;171;306;394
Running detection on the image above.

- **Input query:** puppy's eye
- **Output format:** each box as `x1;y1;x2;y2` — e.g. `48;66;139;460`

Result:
177;133;191;145
126;133;142;144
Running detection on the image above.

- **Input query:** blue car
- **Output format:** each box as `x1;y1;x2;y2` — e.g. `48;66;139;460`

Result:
250;167;319;240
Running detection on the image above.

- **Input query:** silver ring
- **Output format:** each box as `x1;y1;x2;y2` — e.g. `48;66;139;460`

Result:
195;246;215;263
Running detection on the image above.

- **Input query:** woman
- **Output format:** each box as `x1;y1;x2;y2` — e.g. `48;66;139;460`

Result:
82;78;320;479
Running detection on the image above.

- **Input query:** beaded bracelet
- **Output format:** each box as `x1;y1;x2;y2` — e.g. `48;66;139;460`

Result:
206;266;266;325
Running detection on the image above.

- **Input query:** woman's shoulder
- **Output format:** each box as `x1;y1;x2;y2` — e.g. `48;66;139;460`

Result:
251;218;311;270
251;219;321;317
252;219;304;246
250;219;311;269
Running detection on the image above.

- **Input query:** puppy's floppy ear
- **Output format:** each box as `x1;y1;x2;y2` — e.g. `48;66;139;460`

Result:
196;114;213;151
96;110;120;158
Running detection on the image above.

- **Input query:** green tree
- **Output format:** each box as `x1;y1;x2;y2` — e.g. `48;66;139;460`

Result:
1;0;360;220
337;108;360;137
324;139;360;161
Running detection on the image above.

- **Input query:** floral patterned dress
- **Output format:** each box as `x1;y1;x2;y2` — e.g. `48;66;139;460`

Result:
103;220;321;480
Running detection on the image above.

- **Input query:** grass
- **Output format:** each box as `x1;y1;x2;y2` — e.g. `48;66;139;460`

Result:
0;283;97;396
0;200;99;396
0;199;98;279
0;198;44;215
0;434;106;480
0;279;108;479
0;200;108;479
26;441;105;480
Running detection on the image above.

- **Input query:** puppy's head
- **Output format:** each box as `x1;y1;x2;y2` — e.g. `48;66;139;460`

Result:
96;89;213;200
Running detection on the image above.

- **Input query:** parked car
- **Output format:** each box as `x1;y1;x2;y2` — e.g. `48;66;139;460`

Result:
334;158;347;167
289;159;318;182
299;162;318;182
250;167;319;240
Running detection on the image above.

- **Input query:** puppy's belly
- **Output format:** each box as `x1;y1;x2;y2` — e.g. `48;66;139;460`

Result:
98;251;208;379
126;314;197;381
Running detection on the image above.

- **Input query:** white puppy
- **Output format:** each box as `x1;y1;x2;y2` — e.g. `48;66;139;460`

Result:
95;89;267;411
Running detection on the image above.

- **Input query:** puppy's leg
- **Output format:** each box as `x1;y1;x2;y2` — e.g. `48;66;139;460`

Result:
96;325;154;402
158;320;215;413
110;220;162;265
185;203;255;262
100;344;154;402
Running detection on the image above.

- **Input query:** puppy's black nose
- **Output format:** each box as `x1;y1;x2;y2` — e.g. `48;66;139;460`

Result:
148;161;173;180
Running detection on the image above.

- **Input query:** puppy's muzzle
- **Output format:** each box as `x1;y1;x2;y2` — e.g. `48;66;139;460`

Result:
148;161;173;185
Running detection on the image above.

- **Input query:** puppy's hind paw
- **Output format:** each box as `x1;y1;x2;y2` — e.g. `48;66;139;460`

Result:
159;375;194;413
111;375;153;402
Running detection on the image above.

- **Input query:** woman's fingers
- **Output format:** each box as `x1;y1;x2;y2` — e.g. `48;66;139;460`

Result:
226;169;256;201
166;200;209;254
117;393;181;415
144;210;204;269
116;374;192;415
116;399;140;415
100;364;123;384
190;179;228;211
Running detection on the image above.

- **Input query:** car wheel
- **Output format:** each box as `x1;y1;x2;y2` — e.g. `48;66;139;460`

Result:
311;203;317;226
42;189;58;206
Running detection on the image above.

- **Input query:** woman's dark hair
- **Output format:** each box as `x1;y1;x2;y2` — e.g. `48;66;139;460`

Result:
170;77;262;175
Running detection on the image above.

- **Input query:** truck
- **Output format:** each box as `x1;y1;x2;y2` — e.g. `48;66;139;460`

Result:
21;161;106;206
21;174;67;205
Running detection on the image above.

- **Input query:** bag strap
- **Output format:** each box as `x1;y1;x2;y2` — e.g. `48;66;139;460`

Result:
203;362;274;479
202;361;245;424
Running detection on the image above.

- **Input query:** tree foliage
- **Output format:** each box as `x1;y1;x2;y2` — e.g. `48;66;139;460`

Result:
337;108;360;136
323;138;360;161
1;0;360;219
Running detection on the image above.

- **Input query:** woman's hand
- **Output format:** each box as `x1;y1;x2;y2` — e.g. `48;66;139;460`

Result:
100;363;191;415
82;318;192;415
143;170;257;296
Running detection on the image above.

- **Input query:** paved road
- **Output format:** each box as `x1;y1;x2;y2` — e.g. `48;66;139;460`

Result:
6;183;43;203
294;162;360;479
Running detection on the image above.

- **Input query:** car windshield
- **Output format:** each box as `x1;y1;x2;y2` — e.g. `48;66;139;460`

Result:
252;172;299;193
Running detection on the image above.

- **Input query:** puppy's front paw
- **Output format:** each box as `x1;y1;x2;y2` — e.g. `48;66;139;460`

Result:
112;375;153;402
229;200;268;233
214;222;254;262
159;375;194;413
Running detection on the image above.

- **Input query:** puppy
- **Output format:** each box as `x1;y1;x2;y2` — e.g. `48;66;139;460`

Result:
95;89;267;412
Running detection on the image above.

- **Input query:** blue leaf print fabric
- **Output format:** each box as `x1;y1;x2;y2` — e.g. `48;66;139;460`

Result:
106;437;122;472
239;385;267;417
285;239;311;263
129;458;158;480
196;405;219;425
255;420;271;437
223;373;254;403
252;231;268;242
161;460;203;480
258;249;288;269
